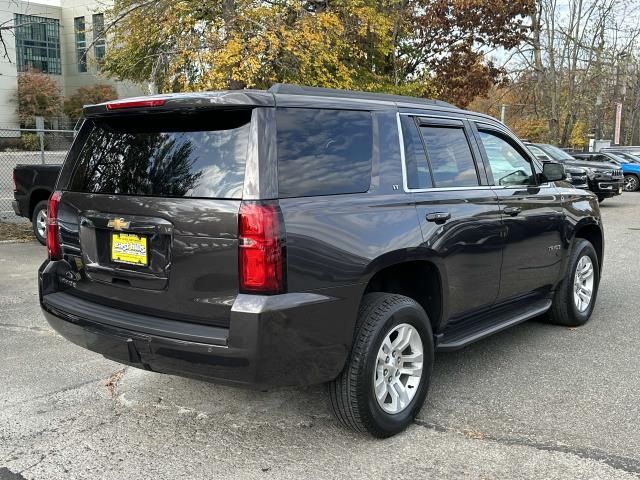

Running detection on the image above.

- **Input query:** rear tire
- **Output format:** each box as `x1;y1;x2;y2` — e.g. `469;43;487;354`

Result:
31;200;48;245
328;293;434;438
547;239;599;327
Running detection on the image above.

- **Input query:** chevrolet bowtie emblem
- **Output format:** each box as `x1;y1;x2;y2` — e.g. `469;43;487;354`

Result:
107;218;130;231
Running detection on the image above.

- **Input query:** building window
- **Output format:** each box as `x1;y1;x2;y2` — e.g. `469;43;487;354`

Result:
92;14;106;71
74;16;87;73
14;14;61;75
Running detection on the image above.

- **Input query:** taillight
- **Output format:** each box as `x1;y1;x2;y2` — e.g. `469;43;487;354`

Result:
12;170;17;193
106;99;166;110
47;191;62;260
238;201;286;294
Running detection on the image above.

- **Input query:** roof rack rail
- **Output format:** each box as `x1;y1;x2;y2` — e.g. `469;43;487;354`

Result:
268;83;456;109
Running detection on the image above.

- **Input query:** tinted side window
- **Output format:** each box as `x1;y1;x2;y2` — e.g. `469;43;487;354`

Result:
400;116;432;189
276;108;372;197
420;126;479;187
478;131;535;186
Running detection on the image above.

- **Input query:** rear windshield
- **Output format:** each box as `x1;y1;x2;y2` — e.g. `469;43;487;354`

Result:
67;110;251;199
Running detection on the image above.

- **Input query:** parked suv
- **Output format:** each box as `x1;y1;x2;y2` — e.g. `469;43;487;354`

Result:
524;143;624;200
574;151;640;192
524;143;589;189
40;85;604;437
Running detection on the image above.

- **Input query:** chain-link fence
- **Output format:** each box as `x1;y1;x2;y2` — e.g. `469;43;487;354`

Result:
0;128;75;222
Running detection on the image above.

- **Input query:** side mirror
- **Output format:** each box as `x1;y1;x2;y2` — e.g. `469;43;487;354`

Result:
542;161;566;182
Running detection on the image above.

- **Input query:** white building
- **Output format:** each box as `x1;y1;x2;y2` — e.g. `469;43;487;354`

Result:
0;0;144;128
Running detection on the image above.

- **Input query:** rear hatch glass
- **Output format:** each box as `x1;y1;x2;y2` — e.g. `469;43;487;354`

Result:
69;110;251;198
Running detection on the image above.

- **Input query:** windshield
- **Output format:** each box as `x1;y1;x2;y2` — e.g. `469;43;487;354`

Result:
605;154;626;164
538;144;575;161
612;152;640;164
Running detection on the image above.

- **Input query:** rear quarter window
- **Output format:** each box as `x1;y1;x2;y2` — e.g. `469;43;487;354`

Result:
276;108;373;197
67;110;251;199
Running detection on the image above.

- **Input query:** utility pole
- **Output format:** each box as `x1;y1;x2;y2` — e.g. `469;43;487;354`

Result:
500;104;507;124
614;52;629;145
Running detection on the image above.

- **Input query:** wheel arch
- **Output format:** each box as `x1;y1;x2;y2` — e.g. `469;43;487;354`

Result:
573;220;604;270
28;188;52;218
361;251;447;334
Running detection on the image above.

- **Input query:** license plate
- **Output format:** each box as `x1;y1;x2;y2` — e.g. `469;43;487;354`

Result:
111;233;148;266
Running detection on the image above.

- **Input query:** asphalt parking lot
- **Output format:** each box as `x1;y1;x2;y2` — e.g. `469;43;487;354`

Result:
1;195;639;480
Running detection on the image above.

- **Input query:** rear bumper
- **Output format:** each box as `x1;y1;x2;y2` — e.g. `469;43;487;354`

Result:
39;261;359;387
12;199;24;217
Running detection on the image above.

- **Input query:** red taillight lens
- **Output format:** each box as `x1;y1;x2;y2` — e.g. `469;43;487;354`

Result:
47;191;62;260
106;99;166;110
238;201;286;294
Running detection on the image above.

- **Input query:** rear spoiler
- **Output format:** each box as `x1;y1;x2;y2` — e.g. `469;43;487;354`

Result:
83;90;275;118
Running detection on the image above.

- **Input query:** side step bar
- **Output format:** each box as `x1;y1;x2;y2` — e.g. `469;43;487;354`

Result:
435;299;552;352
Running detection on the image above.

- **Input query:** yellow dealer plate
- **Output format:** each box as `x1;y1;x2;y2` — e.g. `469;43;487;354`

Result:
111;232;148;266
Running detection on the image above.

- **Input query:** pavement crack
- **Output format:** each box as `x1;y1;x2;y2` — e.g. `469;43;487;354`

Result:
17;453;47;475
0;322;51;334
105;367;127;399
414;419;640;476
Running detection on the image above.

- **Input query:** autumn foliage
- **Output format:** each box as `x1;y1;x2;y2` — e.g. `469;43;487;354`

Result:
101;0;534;107
17;69;63;127
63;85;118;119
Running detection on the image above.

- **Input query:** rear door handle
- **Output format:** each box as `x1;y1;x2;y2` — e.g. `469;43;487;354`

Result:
503;206;522;216
426;212;451;224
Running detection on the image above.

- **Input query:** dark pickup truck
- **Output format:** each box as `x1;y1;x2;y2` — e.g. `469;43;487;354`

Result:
12;164;61;244
40;86;604;437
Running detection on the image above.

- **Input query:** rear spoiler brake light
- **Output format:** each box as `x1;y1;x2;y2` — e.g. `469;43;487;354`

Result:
106;99;166;110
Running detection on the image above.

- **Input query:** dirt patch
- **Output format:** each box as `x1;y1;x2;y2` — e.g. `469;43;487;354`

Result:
0;222;34;242
105;367;127;399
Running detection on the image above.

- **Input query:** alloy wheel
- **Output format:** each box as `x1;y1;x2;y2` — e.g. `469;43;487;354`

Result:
573;255;594;312
373;323;424;414
36;208;47;239
624;175;639;192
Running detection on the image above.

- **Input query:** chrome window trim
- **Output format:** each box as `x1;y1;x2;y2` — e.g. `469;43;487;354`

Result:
396;112;411;193
396;112;554;193
397;112;482;192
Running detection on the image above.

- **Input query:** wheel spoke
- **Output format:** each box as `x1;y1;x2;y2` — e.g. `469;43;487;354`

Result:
393;382;410;409
381;337;392;355
401;352;423;363
392;325;412;351
400;365;423;377
375;377;387;401
387;381;399;411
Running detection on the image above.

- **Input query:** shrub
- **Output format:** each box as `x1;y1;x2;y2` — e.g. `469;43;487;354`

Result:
17;69;63;127
64;85;118;119
21;133;41;151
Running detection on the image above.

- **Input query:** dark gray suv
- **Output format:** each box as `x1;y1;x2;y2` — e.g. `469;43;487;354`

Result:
40;85;604;437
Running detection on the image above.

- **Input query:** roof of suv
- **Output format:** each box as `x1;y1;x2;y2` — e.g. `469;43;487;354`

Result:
84;84;499;121
267;83;456;108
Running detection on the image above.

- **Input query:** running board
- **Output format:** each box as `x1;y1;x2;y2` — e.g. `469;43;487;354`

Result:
435;299;552;352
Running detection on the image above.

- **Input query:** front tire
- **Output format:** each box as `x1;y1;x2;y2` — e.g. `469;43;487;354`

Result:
624;174;639;192
31;200;48;245
547;239;599;327
328;293;434;437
